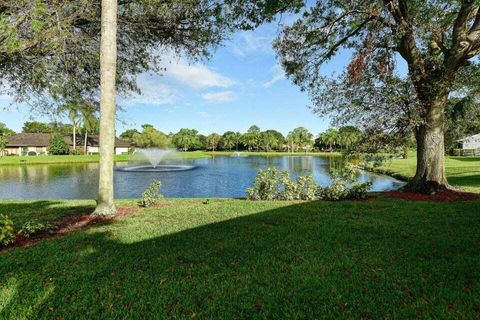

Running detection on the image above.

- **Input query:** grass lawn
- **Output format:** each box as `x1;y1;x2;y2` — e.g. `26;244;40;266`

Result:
377;155;480;193
1;198;479;319
207;151;342;157
0;151;211;166
0;151;339;166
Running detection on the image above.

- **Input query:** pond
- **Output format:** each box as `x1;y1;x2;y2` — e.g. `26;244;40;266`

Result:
0;155;404;200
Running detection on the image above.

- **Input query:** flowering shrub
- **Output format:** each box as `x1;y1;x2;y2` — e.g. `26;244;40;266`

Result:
246;168;282;200
247;165;371;201
139;180;162;207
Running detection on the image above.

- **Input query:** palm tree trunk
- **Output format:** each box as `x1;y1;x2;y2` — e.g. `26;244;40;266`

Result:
84;131;88;154
72;124;76;151
93;0;117;216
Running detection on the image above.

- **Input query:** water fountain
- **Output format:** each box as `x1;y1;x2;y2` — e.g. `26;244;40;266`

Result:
230;151;248;157
116;148;196;172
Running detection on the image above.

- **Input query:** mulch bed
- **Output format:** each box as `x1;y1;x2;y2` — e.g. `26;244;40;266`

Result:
385;189;478;202
1;207;138;252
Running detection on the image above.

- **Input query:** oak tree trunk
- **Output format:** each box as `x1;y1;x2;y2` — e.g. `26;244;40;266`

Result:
405;91;449;194
93;0;117;216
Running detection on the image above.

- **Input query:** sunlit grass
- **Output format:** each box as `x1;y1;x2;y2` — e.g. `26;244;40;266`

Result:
378;155;480;192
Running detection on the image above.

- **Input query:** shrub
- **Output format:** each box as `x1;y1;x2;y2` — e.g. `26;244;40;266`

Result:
247;169;319;201
319;180;348;201
348;182;372;200
247;165;371;202
0;214;15;247
48;134;69;155
279;171;298;200
246;168;282;200
18;220;57;238
296;175;318;200
139;180;162;207
70;149;83;155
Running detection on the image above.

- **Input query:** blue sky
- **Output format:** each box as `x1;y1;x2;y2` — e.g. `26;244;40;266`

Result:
0;19;353;137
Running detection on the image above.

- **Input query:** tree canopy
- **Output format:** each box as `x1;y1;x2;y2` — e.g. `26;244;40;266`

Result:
0;0;230;110
275;0;480;192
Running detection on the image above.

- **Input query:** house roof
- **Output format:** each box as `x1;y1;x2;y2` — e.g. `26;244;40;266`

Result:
5;133;52;147
6;133;130;148
457;133;480;142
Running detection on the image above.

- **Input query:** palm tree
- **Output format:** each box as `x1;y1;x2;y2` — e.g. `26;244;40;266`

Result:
206;133;221;152
222;132;236;151
172;128;198;152
260;131;277;152
79;105;99;154
234;132;242;151
59;101;81;151
323;129;339;152
240;132;257;151
93;0;117;216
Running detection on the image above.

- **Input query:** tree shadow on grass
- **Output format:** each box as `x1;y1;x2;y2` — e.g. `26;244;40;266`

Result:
1;200;479;319
449;157;480;162
0;200;96;227
448;175;480;191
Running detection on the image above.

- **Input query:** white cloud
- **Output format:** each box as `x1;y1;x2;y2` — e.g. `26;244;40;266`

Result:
197;111;209;118
201;91;235;103
230;30;275;58
163;56;235;89
121;74;174;106
262;65;286;88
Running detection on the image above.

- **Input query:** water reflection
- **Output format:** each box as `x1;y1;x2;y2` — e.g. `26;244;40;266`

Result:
0;156;404;199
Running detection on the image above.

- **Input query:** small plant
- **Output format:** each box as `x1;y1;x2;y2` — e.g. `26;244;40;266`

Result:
139;180;162;207
18;220;57;238
69;149;83;155
0;214;15;247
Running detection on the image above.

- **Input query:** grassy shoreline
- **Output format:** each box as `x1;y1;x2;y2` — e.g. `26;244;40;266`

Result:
1;197;479;318
0;151;340;166
371;155;480;193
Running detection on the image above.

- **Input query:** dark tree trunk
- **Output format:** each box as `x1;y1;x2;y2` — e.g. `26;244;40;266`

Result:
405;89;449;194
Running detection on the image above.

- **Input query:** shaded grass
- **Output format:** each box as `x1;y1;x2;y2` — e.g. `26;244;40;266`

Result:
1;198;479;319
377;155;480;193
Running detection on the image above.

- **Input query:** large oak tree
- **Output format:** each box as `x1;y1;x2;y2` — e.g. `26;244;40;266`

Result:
275;0;480;193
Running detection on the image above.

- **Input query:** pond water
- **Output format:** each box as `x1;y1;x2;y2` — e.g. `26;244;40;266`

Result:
0;156;404;200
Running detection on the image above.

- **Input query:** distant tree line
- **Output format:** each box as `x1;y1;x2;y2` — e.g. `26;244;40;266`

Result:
120;124;369;153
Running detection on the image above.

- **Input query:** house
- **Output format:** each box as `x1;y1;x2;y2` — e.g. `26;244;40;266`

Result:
457;133;480;155
3;133;130;156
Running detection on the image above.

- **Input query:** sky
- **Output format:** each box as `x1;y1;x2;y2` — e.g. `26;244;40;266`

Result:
0;19;354;137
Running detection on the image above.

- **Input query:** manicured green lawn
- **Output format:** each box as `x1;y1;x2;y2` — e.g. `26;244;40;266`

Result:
1;198;479;319
0;151;339;166
0;154;133;165
207;151;341;157
378;155;480;193
0;151;211;165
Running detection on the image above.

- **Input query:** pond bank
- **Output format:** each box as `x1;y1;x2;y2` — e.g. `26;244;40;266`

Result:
361;155;480;193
